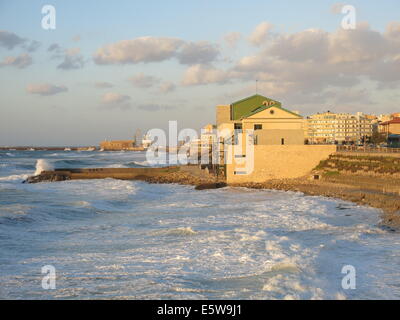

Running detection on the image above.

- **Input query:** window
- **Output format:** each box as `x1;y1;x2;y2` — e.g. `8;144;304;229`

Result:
281;138;285;145
234;123;242;131
270;109;275;115
254;135;258;145
234;171;247;175
254;124;262;130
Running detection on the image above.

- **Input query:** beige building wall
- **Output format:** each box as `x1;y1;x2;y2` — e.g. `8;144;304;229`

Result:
226;145;337;183
216;105;231;126
217;105;305;145
253;129;305;145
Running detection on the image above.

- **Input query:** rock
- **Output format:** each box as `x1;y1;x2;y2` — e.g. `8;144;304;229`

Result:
22;173;70;183
195;182;227;190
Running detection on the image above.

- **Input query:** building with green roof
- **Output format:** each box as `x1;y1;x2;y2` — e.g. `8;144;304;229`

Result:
216;94;304;146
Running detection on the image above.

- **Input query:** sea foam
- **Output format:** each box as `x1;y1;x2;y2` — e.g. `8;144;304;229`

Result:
34;159;54;176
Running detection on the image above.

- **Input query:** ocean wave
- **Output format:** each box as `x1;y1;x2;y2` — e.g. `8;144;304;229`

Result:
34;159;53;175
126;160;152;167
0;174;29;182
152;227;197;237
0;204;31;216
55;159;92;166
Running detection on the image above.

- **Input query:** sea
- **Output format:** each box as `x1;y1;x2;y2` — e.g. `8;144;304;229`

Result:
1;149;400;299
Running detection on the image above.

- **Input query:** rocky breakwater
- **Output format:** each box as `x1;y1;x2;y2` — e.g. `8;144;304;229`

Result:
22;165;227;190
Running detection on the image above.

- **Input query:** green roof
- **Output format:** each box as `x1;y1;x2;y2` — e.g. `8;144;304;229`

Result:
240;103;303;119
231;94;286;120
231;94;281;120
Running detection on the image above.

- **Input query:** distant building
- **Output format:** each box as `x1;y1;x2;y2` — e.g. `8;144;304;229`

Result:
305;111;375;144
379;118;400;135
100;140;135;150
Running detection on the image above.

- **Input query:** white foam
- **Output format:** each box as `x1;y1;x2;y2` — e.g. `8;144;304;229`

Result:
0;174;29;181
34;159;54;176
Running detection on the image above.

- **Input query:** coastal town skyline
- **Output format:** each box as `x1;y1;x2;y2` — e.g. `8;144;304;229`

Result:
1;0;400;146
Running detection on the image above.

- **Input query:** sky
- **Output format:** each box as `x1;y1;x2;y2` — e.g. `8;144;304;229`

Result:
1;0;400;146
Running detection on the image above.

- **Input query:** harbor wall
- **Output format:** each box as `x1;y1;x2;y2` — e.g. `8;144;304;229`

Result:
226;145;337;183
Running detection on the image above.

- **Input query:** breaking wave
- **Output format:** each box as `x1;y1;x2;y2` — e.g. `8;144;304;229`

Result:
34;159;53;175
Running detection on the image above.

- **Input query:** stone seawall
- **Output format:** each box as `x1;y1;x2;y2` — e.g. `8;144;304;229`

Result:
226;145;337;183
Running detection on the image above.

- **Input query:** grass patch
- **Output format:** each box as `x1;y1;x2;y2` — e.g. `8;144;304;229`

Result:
323;170;340;176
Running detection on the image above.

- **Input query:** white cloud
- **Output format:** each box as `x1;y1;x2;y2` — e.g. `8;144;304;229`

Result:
249;22;273;46
93;37;183;64
93;37;220;65
180;21;400;114
27;84;68;96
177;41;219;65
182;64;230;86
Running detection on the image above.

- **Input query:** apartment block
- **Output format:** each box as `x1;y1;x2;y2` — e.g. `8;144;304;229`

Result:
305;111;375;144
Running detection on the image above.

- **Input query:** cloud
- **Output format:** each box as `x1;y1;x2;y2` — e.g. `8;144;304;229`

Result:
177;41;219;65
159;81;176;93
129;73;160;88
57;48;85;70
0;30;26;49
0;53;32;69
93;37;183;65
249;22;273;46
182;64;230;85
267;29;330;62
48;43;63;53
27;84;68;96
0;30;40;52
101;92;131;110
179;21;400;114
224;32;241;48
93;37;220;66
386;21;400;40
95;82;113;88
23;40;41;52
48;44;85;70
